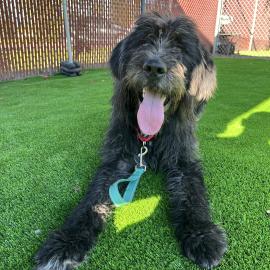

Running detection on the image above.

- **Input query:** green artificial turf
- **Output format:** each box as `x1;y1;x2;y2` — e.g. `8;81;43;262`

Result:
0;59;269;270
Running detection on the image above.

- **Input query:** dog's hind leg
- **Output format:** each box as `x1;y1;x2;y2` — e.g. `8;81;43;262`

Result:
165;162;227;269
34;160;133;270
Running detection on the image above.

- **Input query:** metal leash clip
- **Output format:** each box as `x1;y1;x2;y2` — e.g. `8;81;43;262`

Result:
136;141;148;171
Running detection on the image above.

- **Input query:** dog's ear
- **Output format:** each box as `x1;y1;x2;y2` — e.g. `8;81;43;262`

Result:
189;47;216;101
109;40;124;79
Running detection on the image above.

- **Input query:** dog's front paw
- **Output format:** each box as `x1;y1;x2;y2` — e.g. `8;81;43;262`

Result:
35;230;87;270
181;223;227;269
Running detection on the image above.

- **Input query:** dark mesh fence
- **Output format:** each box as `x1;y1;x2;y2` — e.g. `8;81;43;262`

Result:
0;0;142;80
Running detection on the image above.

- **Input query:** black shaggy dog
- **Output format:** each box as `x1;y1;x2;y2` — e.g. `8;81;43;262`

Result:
35;13;227;270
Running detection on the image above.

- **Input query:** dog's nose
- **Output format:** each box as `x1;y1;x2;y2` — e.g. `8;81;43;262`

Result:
143;59;167;76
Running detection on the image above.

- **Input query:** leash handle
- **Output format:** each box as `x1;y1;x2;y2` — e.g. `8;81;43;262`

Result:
109;167;145;207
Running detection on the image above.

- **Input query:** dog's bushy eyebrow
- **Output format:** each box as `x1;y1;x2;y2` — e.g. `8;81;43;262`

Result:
134;13;200;51
169;16;196;35
134;12;168;36
167;17;199;48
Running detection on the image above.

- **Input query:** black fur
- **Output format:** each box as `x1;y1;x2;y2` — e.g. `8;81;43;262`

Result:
35;13;227;270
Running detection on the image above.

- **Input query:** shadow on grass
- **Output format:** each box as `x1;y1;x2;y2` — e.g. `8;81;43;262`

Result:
240;112;270;147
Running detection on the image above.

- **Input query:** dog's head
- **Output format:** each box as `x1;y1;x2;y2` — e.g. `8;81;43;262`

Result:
110;12;216;135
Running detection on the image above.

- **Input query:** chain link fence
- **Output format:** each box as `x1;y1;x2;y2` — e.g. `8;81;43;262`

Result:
0;0;269;81
214;0;270;57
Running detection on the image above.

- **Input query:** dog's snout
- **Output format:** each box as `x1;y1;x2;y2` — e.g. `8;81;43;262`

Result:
143;59;167;76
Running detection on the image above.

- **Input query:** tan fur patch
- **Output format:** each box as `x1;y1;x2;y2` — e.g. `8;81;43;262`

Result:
170;63;187;105
171;63;186;80
171;64;187;95
189;63;216;101
92;204;111;221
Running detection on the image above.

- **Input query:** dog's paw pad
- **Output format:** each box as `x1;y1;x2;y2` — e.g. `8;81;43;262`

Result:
182;224;227;269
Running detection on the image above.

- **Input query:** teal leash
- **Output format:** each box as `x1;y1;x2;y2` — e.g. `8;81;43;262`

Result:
109;167;145;207
109;142;148;207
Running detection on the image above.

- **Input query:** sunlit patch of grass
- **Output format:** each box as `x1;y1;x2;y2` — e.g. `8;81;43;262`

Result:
217;97;270;138
239;50;270;57
114;196;161;232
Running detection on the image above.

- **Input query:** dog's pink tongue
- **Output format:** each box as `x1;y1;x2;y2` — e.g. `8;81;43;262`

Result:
137;90;165;136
